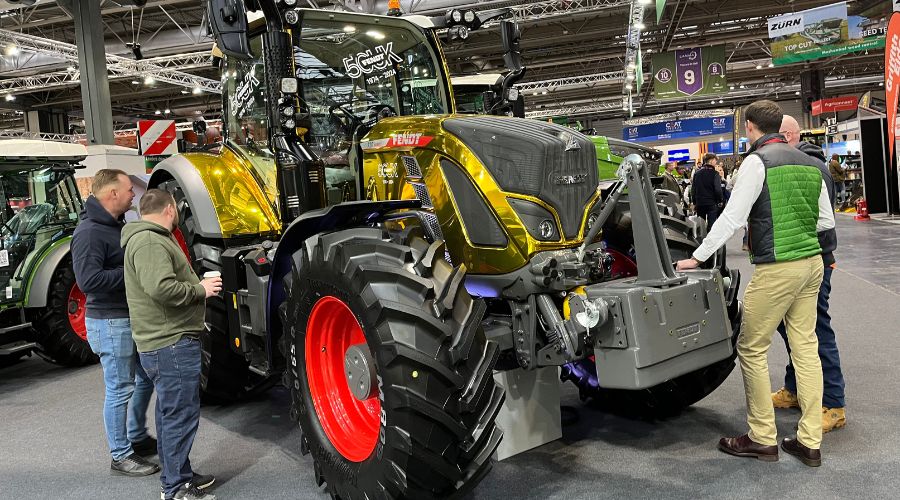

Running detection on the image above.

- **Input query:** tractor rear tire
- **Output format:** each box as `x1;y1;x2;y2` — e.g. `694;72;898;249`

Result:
284;228;503;499
33;258;98;367
159;179;251;403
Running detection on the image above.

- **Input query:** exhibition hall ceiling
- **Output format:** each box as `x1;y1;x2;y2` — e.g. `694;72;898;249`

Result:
0;0;886;128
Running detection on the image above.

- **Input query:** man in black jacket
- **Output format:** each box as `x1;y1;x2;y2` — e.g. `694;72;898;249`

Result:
691;153;724;228
774;115;846;433
72;169;159;476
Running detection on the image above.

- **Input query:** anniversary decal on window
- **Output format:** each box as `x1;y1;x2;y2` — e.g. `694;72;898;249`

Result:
230;68;262;118
343;42;403;81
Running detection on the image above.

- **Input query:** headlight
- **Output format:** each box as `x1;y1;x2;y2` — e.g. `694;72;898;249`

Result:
284;9;299;24
452;10;462;22
507;88;519;101
508;197;559;241
282;118;296;129
281;105;294;117
464;10;476;23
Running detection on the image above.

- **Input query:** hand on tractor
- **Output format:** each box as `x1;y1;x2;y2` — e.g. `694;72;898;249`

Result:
201;277;223;298
676;257;700;271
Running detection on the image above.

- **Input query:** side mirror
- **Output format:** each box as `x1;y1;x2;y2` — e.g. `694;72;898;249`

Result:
500;20;522;72
208;0;252;60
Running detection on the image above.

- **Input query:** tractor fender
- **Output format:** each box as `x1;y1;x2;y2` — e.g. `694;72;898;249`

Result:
266;200;421;335
148;155;223;239
25;238;71;309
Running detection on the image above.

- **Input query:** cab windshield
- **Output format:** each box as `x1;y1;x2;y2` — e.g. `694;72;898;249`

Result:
293;12;450;154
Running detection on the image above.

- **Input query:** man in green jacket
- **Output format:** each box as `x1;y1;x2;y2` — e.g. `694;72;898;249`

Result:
122;189;221;500
677;100;835;467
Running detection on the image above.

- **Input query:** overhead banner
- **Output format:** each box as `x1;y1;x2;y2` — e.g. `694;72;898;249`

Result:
652;45;727;99
885;13;900;162
810;96;858;116
623;115;733;142
770;2;889;66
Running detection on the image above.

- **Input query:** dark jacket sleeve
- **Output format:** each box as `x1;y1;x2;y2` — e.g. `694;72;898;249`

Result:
713;172;724;204
71;229;125;294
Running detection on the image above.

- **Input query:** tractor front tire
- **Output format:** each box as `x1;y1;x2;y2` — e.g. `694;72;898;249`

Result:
33;259;98;367
284;228;503;499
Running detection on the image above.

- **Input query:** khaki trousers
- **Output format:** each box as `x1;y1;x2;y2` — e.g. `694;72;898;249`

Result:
739;255;824;449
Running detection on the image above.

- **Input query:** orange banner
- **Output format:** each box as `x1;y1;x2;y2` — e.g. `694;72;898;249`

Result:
885;13;900;162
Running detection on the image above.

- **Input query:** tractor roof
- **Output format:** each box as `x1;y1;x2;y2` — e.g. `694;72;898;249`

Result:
0;140;88;163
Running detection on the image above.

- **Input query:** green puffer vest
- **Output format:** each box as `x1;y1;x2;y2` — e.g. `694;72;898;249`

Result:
746;134;823;264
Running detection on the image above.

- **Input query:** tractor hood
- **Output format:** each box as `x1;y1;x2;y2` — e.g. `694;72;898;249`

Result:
441;116;598;239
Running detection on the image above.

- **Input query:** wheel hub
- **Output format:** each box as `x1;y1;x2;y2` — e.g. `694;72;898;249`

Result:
345;343;377;401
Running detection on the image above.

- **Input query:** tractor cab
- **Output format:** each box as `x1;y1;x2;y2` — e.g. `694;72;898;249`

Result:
220;9;451;208
0;140;84;307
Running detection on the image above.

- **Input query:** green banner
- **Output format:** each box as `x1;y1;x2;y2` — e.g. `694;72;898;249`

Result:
656;0;666;23
771;1;889;66
652;45;727;100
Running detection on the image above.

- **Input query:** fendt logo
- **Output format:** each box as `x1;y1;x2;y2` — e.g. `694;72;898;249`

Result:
553;174;587;185
393;133;423;146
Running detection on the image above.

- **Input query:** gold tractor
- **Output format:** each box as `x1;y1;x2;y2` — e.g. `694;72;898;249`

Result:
147;1;741;498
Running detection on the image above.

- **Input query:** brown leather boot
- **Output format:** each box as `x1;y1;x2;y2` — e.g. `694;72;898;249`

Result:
718;434;779;462
781;436;822;467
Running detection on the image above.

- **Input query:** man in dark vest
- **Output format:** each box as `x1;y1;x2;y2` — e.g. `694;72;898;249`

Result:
774;114;846;433
677;100;835;467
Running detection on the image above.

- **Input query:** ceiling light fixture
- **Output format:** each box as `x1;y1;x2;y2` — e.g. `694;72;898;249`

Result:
192;87;202;95
164;108;171;114
634;21;646;31
144;76;155;85
767;62;774;68
4;94;14;101
755;64;762;69
154;109;161;115
5;45;18;56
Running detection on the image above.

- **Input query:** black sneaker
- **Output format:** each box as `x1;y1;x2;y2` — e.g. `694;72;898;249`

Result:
131;436;158;457
172;483;216;500
161;475;215;499
110;453;160;477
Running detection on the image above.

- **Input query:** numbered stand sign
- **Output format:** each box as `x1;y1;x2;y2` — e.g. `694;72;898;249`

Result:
652;45;727;100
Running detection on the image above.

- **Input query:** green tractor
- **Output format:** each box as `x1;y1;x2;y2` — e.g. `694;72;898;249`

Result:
145;2;741;498
0;140;97;367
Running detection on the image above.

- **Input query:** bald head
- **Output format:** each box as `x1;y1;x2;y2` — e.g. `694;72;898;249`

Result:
780;115;801;146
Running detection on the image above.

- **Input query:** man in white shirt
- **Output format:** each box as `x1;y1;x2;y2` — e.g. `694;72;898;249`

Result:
677;100;835;467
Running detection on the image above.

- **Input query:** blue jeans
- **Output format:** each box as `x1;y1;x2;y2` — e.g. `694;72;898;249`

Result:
85;317;154;461
140;336;202;498
778;266;846;408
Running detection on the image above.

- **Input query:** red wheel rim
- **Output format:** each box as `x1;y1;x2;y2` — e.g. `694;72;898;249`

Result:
172;227;191;262
67;283;87;341
305;296;380;462
607;247;638;279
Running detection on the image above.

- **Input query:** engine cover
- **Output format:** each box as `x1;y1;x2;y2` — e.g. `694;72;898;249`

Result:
443;116;598;239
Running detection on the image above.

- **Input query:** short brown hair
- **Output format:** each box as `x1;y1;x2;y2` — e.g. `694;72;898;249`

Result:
139;189;175;216
744;100;783;134
91;169;128;195
702;153;717;165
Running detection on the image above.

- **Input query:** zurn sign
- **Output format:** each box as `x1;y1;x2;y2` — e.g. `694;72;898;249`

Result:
768;12;803;38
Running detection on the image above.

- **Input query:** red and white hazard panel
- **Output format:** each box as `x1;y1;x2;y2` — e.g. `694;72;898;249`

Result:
138;120;177;155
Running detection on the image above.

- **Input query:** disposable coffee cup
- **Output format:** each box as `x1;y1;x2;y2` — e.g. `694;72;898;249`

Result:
203;271;223;297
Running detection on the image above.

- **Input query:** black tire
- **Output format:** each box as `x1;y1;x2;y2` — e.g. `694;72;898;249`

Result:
560;211;740;418
284;228;503;499
159;179;251;402
32;258;98;367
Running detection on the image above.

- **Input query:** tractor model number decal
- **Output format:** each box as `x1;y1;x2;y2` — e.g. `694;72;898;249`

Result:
343;43;403;78
360;134;434;151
